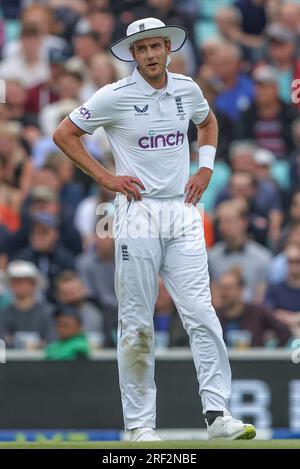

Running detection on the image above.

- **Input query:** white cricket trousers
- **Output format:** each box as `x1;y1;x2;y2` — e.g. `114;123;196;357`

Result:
113;194;231;430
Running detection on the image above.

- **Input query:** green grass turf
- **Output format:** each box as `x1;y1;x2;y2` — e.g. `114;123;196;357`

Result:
0;440;299;449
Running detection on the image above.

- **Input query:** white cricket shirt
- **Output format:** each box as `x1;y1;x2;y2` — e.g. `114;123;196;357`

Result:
69;67;210;198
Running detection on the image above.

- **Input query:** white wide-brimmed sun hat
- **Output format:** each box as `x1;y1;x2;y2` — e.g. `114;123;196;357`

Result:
110;17;187;62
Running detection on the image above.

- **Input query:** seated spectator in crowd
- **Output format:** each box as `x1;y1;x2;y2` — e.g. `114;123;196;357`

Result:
209;200;272;302
0;261;55;348
215;170;283;247
215;268;290;348
76;222;117;347
67;31;103;82
44;306;90;360
25;49;66;116
2;3;68;61
13;212;75;301
262;23;300;106
39;69;83;136
0;154;21;241
5;79;39;127
42;152;84;217
0;122;33;199
268;223;300;285
0;24;50;88
215;5;264;60
208;43;254;122
264;244;300;337
1;185;82;258
236;65;298;158
55;270;104;347
80;52;120;102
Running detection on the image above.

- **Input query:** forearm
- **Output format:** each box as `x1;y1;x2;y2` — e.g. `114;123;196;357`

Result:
53;123;111;185
197;111;218;148
194;112;218;176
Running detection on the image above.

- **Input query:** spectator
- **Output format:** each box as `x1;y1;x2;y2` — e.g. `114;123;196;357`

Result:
0;24;50;88
268;223;300;285
237;65;298;158
5;79;38;127
216;268;290;348
264;244;300;337
55;270;104;346
0;122;33;198
1;185;82;258
263;23;299;106
25;49;67;115
210;43;254;122
43;152;84;216
45;306;90;360
13;212;75;301
214;170;283;247
0;261;55;348
208;200;272;302
39;69;83;136
80;52;120;101
215;5;263;59
2;3;68;61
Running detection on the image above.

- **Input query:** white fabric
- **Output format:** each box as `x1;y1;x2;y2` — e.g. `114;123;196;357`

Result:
114;195;231;430
199;145;216;171
69;67;209;198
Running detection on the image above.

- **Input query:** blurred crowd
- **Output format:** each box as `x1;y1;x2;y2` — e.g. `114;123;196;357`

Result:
1;0;300;358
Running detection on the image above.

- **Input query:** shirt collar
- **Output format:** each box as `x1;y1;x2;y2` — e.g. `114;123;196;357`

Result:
132;67;174;96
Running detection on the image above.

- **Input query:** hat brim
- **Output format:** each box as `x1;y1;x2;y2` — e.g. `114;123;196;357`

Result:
110;25;187;62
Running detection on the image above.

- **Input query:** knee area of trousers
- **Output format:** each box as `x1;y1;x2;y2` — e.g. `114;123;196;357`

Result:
120;326;154;354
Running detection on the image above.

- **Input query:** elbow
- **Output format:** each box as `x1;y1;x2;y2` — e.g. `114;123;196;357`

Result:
53;126;65;147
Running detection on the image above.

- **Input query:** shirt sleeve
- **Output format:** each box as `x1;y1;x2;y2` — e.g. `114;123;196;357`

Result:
68;84;116;135
190;81;210;125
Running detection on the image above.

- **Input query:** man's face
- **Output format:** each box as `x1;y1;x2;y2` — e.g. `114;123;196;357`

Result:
131;37;171;81
255;81;278;106
10;278;36;299
30;223;58;253
56;316;81;340
57;279;86;306
218;210;247;241
218;274;242;309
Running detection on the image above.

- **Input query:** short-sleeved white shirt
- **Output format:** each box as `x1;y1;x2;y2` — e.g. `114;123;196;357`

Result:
69;67;209;198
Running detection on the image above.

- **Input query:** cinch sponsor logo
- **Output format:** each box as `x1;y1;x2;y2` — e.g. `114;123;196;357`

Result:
138;130;184;149
79;106;91;119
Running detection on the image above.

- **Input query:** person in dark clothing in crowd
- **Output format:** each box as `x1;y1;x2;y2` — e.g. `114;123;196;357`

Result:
1;185;82;257
264;243;300;338
216;268;291;348
13;212;75;302
0;260;55;348
236;65;298;159
45;305;90;360
55;270;105;348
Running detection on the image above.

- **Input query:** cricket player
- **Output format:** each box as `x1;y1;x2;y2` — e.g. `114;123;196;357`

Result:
53;17;256;442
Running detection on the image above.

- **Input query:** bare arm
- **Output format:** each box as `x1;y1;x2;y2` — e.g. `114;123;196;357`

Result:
53;117;145;200
185;110;218;205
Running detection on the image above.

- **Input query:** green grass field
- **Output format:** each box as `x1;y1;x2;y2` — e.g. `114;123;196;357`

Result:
0;440;299;449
